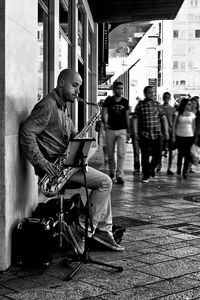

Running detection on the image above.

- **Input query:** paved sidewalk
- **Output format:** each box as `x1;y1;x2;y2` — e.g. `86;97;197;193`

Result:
1;144;200;300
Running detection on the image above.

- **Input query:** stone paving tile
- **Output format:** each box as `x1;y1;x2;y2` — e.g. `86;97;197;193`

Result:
85;248;143;263
185;271;200;281
157;287;200;299
188;238;200;247
134;253;175;264
93;285;166;300
122;240;161;252
89;258;149;271
146;276;200;296
146;236;185;245
0;284;17;296
122;232;156;242
158;241;195;251
6;281;107;300
139;228;179;237
137;258;200;279
187;254;200;261
75;268;162;291
161;246;200;258
151;219;192;226
0;271;18;282
1;273;62;292
171;233;200;240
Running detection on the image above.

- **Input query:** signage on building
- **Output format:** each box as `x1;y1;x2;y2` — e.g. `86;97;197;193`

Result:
104;23;109;64
149;78;157;87
149;78;157;99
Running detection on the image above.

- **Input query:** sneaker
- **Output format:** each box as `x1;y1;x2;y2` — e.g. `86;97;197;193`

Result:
116;177;124;184
167;169;174;176
65;223;85;256
142;177;149;183
92;230;125;251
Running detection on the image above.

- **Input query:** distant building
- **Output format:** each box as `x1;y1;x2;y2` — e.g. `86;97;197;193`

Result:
158;0;200;103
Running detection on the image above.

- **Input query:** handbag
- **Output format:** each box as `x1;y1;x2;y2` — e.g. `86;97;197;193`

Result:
190;144;200;166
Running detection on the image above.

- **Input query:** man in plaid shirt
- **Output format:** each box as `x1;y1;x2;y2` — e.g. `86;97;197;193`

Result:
133;86;169;182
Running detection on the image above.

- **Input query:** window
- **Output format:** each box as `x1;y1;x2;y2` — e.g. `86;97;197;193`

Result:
78;8;84;60
173;61;178;69
174;47;186;56
180;61;186;69
188;30;194;39
188;14;195;21
88;28;92;71
173;30;179;38
180;80;186;86
59;31;69;70
195;30;200;38
179;30;186;38
188;47;195;54
59;0;71;39
37;1;49;99
59;0;72;70
188;61;194;68
190;0;199;6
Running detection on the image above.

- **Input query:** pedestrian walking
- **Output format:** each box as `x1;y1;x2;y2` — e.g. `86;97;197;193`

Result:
103;81;130;184
188;96;200;173
172;98;196;179
133;86;169;183
156;92;176;175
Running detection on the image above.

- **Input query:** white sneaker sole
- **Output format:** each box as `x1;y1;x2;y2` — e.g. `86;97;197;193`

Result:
93;235;124;251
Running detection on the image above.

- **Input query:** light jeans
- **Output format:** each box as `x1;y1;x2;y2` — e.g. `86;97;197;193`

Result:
69;166;113;236
106;129;127;179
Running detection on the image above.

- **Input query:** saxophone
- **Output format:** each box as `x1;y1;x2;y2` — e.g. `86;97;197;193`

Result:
39;98;101;197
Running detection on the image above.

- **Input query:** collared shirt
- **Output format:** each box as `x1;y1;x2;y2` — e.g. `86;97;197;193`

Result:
133;98;165;139
20;89;77;166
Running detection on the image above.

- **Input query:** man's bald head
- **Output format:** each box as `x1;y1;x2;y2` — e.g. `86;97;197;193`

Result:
57;69;79;84
56;69;82;103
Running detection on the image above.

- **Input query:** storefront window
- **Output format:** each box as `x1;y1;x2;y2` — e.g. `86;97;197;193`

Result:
37;1;49;99
59;31;70;70
78;8;84;60
88;29;92;71
59;0;72;69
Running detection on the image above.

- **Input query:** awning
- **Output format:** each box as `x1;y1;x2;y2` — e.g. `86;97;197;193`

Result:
88;0;184;24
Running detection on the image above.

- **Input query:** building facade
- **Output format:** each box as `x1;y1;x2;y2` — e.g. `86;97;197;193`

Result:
172;0;200;100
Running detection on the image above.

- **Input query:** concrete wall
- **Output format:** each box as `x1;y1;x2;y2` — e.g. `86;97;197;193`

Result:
0;0;38;270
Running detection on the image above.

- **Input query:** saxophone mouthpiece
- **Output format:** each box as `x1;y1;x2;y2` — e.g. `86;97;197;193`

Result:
76;96;84;103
